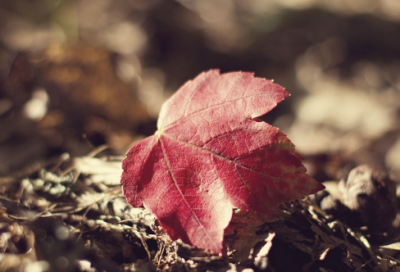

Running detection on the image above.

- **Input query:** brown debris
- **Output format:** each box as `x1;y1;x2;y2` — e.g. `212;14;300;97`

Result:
4;151;400;272
316;165;398;232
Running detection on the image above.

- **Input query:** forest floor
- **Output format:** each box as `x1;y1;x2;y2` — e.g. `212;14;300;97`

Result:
2;1;400;271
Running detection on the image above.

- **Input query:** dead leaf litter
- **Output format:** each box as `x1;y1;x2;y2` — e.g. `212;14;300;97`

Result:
1;151;400;271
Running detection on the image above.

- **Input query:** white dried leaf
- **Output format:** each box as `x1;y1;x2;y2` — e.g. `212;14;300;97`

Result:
77;192;106;206
74;157;122;186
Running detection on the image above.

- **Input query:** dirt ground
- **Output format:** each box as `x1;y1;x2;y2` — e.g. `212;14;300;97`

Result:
2;1;400;271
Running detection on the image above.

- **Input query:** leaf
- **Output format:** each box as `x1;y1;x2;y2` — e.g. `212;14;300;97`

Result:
121;70;324;254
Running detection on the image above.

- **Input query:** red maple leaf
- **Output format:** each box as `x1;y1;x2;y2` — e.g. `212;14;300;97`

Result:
121;70;324;254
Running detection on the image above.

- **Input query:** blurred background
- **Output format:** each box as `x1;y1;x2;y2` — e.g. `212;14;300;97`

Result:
1;0;400;180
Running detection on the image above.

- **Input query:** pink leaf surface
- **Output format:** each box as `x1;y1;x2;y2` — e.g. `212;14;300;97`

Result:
121;70;324;254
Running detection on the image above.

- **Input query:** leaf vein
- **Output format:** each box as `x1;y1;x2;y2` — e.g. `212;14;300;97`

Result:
158;136;217;249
